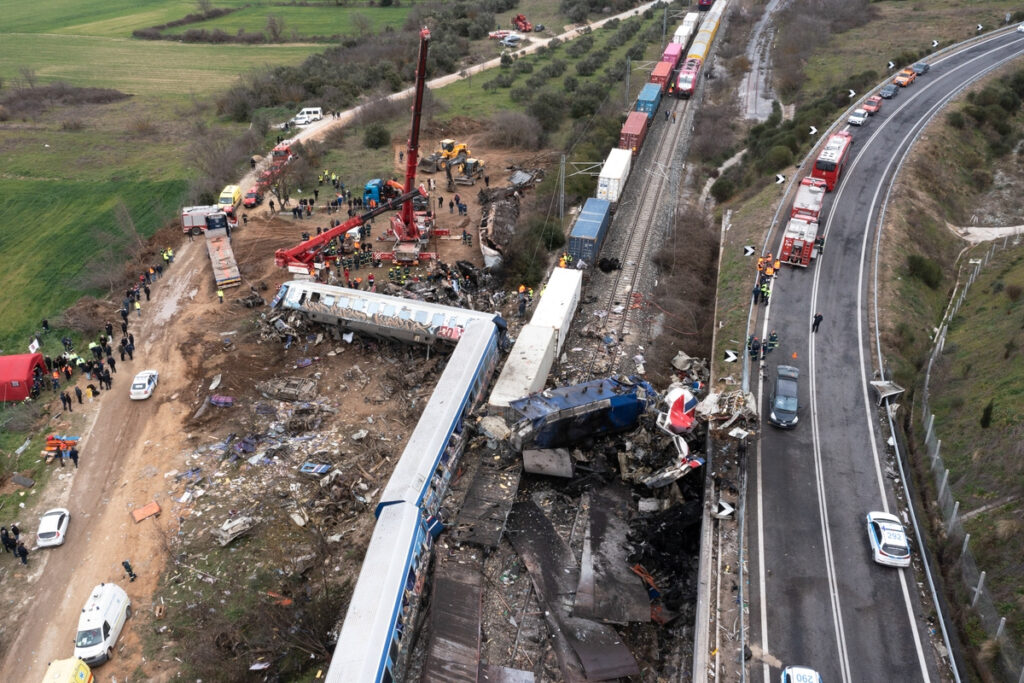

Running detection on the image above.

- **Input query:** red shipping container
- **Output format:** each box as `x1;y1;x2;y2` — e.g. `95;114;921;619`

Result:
618;111;649;156
649;61;673;93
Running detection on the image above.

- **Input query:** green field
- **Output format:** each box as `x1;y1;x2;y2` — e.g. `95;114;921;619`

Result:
0;33;317;98
163;5;412;39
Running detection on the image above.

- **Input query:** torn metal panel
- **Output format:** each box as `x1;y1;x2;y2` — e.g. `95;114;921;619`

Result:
574;488;650;624
508;501;640;681
509;376;657;451
452;462;522;549
522;448;574;478
695;390;758;431
422;560;483;683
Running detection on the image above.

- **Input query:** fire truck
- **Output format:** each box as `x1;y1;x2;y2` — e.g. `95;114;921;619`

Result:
779;177;827;267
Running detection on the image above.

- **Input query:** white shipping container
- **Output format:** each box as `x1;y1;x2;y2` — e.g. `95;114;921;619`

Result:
529;268;582;356
488;324;557;418
596;148;632;204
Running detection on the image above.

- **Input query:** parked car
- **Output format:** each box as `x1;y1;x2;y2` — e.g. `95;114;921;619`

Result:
499;35;524;48
768;365;800;428
879;84;899;99
242;186;263;208
866;511;912;567
911;61;930;75
781;666;823;683
1018;23;1024;33
129;370;159;400
488;29;512;39
893;68;916;86
36;508;70;548
862;95;883;114
848;108;869;126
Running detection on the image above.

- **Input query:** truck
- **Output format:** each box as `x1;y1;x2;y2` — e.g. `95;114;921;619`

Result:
596;148;632;206
618;111;649;155
205;220;242;288
181;205;236;236
779;215;822;267
649;61;674;93
791;176;827;222
512;13;533;32
567;197;612;264
635;82;662;119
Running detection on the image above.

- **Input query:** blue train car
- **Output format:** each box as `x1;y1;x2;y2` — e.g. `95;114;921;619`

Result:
635;82;662;119
374;319;500;519
325;502;433;682
567;198;612;264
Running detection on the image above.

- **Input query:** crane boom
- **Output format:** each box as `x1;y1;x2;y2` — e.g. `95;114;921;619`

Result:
274;185;427;268
400;27;431;231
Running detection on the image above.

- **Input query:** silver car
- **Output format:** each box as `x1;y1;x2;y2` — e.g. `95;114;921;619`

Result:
848;108;869;126
866;511;912;567
36;508;71;548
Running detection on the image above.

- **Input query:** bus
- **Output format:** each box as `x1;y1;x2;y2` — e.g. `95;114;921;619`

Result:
811;131;853;191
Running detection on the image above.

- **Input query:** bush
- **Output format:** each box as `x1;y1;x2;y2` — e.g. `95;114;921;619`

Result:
710;176;736;203
363;123;389;149
484;111;543;150
980;399;994;428
906;254;942;289
762;145;794;172
563;76;578;93
528;90;567;132
947;111;965;129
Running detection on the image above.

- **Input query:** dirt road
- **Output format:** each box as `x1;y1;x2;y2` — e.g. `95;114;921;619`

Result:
0;244;207;680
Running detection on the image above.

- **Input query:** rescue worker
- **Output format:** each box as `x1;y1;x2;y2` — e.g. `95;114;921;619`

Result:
764;264;775;279
773;258;781;272
760;282;770;304
757;256;766;273
766;330;779;357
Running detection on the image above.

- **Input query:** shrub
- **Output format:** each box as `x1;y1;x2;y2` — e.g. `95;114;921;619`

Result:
947;111;965;128
906;254;942;289
563;76;578;93
484;111;543;150
762;145;794;172
980;399;994;428
1006;284;1022;301
710;176;736;203
363;123;389;149
528;90;567;132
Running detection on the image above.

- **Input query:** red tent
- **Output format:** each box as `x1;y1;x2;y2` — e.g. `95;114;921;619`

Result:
0;353;46;402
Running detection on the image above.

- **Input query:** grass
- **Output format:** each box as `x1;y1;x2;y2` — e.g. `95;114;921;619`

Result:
0;407;59;528
711;182;779;379
162;5;412;40
800;0;1023;98
0;33;317;99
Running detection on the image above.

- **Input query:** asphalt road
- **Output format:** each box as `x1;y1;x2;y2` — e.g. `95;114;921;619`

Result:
747;28;1024;683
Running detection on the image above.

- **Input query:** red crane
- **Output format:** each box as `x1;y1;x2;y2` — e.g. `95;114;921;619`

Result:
274;27;433;270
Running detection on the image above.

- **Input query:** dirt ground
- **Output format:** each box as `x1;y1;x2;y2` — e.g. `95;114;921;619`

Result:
0;159;514;679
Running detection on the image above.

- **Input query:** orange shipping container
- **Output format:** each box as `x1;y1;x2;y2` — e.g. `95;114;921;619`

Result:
618;111;649;156
649;61;673;92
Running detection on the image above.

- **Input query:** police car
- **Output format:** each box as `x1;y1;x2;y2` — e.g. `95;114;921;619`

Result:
781;666;822;683
866;510;912;567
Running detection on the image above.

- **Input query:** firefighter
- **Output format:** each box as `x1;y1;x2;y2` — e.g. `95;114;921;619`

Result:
773;258;781;272
764;264;775;279
766;330;779;357
760;282;770;304
757;256;766;273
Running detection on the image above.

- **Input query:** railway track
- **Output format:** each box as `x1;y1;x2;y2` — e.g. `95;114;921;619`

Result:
598;97;691;350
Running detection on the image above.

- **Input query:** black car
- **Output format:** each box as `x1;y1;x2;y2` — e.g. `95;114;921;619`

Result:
911;62;930;75
879;84;899;99
768;365;800;428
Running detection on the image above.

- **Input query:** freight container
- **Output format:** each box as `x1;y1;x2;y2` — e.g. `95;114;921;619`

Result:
567;197;612;264
649;61;673;93
661;43;683;69
618;111;649;156
205;226;242;288
635;83;662;119
673;12;700;46
596;148;632;206
488;324;557;419
530;268;582;356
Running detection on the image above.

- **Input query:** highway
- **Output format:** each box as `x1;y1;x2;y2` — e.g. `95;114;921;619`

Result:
747;29;1024;682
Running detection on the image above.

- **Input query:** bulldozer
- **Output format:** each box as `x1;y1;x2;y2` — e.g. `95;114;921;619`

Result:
419;139;470;173
444;156;486;190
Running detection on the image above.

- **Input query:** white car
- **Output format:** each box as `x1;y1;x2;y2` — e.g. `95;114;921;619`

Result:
781;666;822;683
36;508;70;548
848;108;869;126
1017;23;1024;33
129;369;159;400
866;510;912;567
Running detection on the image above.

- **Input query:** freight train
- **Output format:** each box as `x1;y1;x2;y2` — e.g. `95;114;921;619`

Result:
566;3;728;263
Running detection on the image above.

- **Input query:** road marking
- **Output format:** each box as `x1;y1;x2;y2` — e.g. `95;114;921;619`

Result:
832;37;1022;682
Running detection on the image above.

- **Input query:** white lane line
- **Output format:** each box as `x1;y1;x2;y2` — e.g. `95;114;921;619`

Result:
832;39;1020;682
756;299;770;683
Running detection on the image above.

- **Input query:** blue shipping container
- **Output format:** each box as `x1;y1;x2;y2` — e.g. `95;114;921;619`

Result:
636;83;662;119
568;198;612;264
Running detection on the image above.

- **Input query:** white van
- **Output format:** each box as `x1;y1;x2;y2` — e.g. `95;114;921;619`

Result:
74;584;131;667
291;107;323;125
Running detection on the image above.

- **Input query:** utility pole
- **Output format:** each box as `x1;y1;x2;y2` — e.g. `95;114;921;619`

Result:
662;6;668;45
558;155;566;225
624;57;630;108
